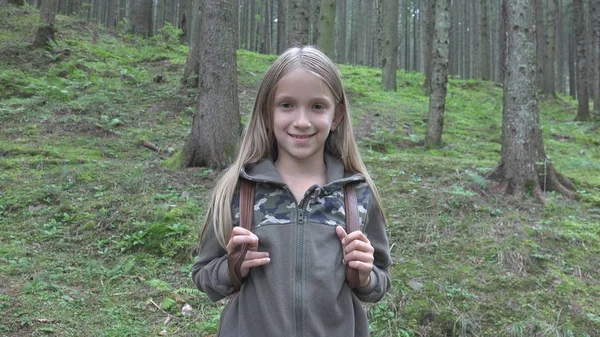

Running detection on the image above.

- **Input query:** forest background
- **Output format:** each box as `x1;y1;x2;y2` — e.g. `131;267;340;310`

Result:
1;0;600;336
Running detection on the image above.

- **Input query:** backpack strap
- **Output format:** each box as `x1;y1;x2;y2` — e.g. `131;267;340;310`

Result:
344;183;360;289
227;179;255;291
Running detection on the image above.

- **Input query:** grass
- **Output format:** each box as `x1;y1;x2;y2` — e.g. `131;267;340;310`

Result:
1;5;600;337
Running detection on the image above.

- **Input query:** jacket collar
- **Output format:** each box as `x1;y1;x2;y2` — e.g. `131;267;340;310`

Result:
240;154;364;191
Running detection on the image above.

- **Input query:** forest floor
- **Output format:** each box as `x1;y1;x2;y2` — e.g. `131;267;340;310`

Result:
2;5;600;337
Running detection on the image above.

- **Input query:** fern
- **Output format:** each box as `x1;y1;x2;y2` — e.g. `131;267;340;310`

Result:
160;297;176;311
174;287;202;296
147;279;173;292
466;170;488;190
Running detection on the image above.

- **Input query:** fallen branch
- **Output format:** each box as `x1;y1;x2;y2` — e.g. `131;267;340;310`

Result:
141;140;160;152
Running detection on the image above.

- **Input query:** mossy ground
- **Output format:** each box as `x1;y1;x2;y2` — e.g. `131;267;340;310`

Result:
1;5;599;337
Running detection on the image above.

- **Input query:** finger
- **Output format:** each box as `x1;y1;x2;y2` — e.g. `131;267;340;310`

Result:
344;240;374;254
335;226;347;241
342;230;369;245
226;233;258;252
231;226;253;236
241;257;271;269
244;251;270;260
343;250;374;264
348;260;373;272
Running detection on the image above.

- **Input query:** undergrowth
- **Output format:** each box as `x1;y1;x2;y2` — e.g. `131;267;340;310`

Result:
1;5;599;337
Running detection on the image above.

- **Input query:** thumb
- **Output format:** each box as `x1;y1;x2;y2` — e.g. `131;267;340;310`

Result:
335;226;347;242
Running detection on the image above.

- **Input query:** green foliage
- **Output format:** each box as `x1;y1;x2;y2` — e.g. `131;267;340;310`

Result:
1;6;599;337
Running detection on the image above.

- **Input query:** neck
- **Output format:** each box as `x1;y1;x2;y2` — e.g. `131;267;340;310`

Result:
274;152;327;180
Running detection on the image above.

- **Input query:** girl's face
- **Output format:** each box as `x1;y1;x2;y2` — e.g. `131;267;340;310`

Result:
271;69;343;165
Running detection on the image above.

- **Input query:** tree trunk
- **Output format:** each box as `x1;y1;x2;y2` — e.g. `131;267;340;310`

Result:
382;0;398;91
250;0;257;51
587;0;599;114
412;0;418;71
423;0;435;91
592;0;600;114
489;0;574;199
182;0;200;87
425;0;450;148
542;0;557;96
277;0;287;53
574;0;591;121
336;0;347;63
568;18;576;98
317;0;335;58
556;0;565;93
463;0;471;79
184;0;240;169
398;0;406;69
481;0;491;80
535;0;544;89
33;0;58;48
498;0;507;83
178;0;191;44
289;0;309;45
310;0;321;45
130;0;153;37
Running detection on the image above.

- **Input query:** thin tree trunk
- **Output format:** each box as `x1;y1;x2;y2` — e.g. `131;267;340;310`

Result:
556;0;565;93
398;0;406;69
542;0;557;96
535;0;545;89
498;0;506;83
382;0;399;91
425;0;450;147
184;0;240;169
574;0;591;121
481;0;491;80
592;0;600;113
336;0;347;62
182;0;200;87
423;0;435;90
250;0;256;51
277;0;287;53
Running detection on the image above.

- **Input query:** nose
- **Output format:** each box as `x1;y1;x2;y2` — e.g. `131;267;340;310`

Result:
292;108;311;129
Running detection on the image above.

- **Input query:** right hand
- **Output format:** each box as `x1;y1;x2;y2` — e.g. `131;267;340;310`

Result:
226;227;270;278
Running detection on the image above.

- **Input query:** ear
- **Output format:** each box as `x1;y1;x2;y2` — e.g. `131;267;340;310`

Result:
332;103;345;131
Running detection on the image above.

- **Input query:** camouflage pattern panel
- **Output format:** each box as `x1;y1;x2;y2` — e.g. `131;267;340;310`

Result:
306;182;370;231
252;183;295;227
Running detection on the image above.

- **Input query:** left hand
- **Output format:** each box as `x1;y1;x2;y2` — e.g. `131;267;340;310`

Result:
335;226;374;288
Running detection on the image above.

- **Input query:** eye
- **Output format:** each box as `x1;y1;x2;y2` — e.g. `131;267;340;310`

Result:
313;103;326;110
279;102;293;109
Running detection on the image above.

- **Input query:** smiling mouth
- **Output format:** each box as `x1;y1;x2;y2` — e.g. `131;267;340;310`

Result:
289;134;315;139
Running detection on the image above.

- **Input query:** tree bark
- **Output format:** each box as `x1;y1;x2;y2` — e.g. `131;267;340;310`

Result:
592;0;600;114
542;0;557;96
277;0;287;53
556;0;565;93
184;0;240;169
289;0;309;45
574;0;591;121
424;0;450;148
130;0;153;37
481;0;491;80
489;0;574;199
423;0;435;90
182;0;200;87
535;0;545;89
178;0;191;44
336;0;347;63
382;0;398;91
33;0;58;48
317;0;335;58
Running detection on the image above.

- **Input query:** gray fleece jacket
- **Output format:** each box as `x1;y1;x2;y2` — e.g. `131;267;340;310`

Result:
192;155;391;337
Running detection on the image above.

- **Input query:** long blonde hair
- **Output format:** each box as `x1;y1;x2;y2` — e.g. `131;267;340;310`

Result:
203;46;385;248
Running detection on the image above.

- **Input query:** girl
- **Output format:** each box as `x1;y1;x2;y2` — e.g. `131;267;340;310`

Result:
192;46;391;337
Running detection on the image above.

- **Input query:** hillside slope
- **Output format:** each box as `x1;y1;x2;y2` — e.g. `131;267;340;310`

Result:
1;6;599;337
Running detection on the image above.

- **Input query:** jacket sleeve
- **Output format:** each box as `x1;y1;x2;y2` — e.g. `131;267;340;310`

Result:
191;220;236;301
192;190;241;301
353;190;392;303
